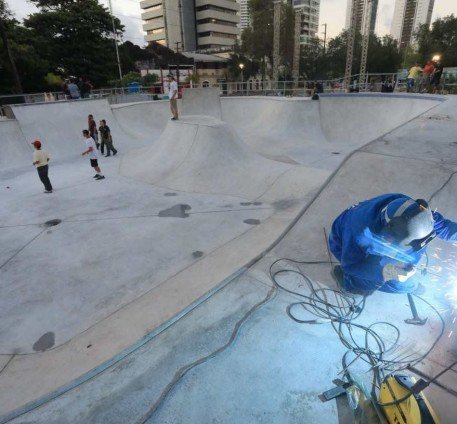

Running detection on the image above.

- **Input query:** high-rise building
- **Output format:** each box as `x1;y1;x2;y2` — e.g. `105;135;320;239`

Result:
292;0;320;45
345;0;379;35
239;0;251;30
391;0;435;49
140;0;240;52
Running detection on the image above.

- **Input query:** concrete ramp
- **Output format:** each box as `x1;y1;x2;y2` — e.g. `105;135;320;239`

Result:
120;115;326;200
8;99;142;161
319;93;442;143
182;87;222;119
0;119;32;169
111;100;172;141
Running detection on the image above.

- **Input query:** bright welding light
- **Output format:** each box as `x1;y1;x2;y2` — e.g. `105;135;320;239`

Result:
432;55;441;62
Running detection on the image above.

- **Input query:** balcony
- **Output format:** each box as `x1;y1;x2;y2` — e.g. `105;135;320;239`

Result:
198;34;236;47
197;23;239;36
143;20;165;31
195;0;239;13
196;9;240;23
140;0;162;9
142;7;163;20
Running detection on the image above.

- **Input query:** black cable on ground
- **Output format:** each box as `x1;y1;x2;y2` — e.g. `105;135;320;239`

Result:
268;257;448;407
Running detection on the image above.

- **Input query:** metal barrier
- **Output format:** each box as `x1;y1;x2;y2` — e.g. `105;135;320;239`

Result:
0;73;454;114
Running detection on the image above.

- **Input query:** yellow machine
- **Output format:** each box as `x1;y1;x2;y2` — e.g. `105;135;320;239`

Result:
379;374;441;424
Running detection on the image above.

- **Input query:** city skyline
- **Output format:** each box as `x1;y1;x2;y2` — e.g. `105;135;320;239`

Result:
9;0;457;47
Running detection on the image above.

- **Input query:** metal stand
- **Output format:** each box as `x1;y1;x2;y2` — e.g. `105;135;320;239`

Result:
405;293;427;326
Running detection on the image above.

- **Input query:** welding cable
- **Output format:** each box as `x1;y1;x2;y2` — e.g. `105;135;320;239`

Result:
269;257;448;406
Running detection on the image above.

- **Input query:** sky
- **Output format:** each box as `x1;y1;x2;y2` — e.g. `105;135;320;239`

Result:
8;0;457;46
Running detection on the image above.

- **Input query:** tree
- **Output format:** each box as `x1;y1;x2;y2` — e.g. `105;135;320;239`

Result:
416;15;457;67
0;0;22;93
240;0;294;79
24;0;124;87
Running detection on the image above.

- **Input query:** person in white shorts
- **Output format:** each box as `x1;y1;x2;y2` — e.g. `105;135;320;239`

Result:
81;129;105;180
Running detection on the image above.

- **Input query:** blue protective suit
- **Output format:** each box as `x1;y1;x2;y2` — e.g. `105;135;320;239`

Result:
329;193;457;293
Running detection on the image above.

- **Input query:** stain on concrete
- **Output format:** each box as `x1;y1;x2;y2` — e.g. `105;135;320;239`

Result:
192;251;204;258
272;199;298;210
253;202;263;206
331;152;340;155
164;192;177;197
158;204;191;218
43;219;62;227
33;332;55;352
244;219;260;225
240;202;252;206
222;204;233;208
46;230;52;234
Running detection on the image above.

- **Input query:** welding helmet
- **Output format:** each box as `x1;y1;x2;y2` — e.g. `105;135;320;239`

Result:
380;198;436;251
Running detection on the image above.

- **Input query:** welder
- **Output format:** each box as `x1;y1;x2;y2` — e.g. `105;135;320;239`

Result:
329;193;457;295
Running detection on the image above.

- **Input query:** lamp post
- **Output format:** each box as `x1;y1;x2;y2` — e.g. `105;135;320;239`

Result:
239;63;244;95
322;23;327;53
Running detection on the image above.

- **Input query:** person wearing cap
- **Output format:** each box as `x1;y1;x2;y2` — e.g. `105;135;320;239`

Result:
32;140;53;193
167;74;178;120
329;194;457;295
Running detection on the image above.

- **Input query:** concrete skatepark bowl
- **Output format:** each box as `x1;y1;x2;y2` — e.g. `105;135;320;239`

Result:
0;88;456;423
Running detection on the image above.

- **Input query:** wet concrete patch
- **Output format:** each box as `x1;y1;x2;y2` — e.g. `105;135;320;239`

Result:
244;219;261;225
164;192;177;197
240;202;252;206
33;332;55;352
43;219;62;227
253;202;263;206
272;199;299;210
158;204;191;218
192;251;204;259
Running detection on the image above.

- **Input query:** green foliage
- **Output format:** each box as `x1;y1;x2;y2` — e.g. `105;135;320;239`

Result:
44;72;63;88
24;0;124;87
120;71;141;86
240;0;294;78
142;73;158;85
416;15;457;67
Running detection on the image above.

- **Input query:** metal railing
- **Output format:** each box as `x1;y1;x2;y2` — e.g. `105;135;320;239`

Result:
1;73;455;113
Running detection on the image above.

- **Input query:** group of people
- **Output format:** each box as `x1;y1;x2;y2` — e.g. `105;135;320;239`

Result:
63;77;93;100
406;59;444;93
32;114;118;192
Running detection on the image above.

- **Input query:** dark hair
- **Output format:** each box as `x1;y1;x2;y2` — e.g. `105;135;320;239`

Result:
88;115;93;119
101;119;106;124
82;129;89;135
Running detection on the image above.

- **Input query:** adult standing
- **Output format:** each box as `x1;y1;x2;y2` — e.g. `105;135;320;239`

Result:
168;74;179;121
406;63;422;93
420;60;435;92
67;79;80;99
431;60;444;94
31;140;53;193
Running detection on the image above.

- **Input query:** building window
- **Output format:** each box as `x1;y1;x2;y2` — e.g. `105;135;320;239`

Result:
197;18;237;27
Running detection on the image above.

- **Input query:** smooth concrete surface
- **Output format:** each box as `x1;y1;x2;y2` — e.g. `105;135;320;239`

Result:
0;92;452;423
181;87;222;120
0;120;31;169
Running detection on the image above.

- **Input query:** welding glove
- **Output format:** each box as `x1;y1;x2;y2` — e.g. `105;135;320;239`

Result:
382;263;417;283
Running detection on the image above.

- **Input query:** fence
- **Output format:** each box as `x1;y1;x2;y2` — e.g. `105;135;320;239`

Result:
1;73;455;113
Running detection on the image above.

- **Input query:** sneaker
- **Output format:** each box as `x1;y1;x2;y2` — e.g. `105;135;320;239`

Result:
93;174;101;178
95;175;105;180
171;117;176;121
113;151;118;156
105;155;111;157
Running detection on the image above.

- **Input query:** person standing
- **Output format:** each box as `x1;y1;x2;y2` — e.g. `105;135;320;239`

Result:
99;119;118;157
81;130;105;180
420;60;435;92
431;60;444;94
32;140;53;193
168;74;179;120
406;63;422;93
67;79;80;99
88;114;99;149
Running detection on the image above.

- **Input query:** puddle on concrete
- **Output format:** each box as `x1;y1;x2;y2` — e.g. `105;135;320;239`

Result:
33;332;55;352
158;204;191;218
272;199;298;210
192;251;204;258
43;219;62;227
244;219;261;225
164;192;177;197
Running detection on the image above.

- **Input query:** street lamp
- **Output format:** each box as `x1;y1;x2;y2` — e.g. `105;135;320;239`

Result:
239;63;244;95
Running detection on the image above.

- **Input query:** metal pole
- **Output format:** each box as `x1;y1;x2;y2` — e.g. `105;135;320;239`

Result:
344;0;358;92
322;23;327;53
108;0;123;81
292;9;302;92
273;0;281;89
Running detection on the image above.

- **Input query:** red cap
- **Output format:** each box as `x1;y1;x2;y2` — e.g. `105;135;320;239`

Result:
31;140;41;148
